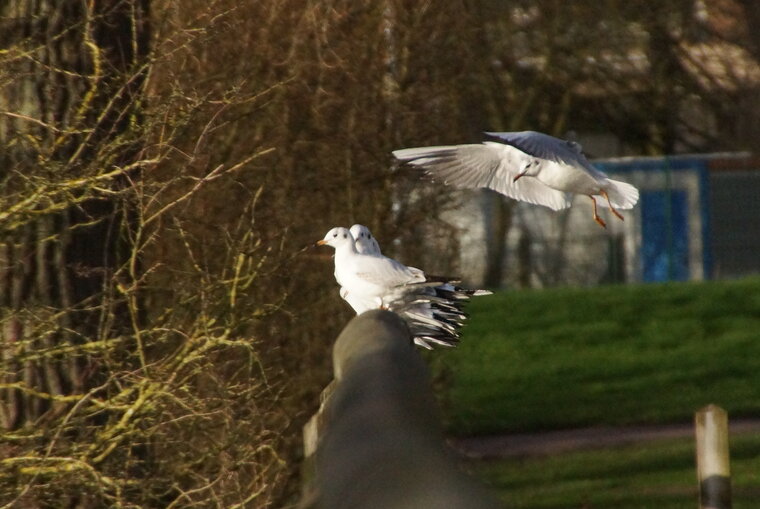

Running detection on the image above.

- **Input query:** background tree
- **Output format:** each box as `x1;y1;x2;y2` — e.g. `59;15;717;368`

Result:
0;0;149;431
0;1;286;506
1;0;490;506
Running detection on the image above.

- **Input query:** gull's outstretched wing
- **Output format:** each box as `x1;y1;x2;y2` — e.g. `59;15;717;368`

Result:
484;131;609;180
393;143;572;211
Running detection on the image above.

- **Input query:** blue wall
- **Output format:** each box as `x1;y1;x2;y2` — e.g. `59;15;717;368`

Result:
595;156;712;281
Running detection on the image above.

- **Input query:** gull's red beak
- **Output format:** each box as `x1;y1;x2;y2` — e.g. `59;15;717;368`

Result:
513;170;528;183
315;239;328;246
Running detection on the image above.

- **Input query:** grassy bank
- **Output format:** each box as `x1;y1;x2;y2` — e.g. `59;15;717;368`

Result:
436;277;760;435
469;434;760;508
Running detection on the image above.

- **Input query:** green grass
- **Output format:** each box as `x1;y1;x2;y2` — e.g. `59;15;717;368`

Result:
468;434;760;509
435;277;760;436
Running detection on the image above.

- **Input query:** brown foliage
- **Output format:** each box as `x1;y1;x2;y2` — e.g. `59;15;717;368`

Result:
1;0;483;506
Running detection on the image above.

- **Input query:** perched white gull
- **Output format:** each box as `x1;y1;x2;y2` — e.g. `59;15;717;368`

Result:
340;224;386;314
393;131;639;228
317;226;426;308
349;224;381;256
351;225;491;349
317;226;490;349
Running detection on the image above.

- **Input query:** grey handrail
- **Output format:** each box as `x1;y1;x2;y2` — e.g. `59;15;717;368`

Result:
302;310;502;509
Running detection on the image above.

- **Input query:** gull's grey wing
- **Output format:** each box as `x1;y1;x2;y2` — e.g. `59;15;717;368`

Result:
353;254;425;288
393;143;572;211
484;131;575;163
484;131;609;180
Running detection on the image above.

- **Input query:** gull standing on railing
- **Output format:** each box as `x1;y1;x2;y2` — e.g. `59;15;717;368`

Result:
317;226;490;349
350;224;381;255
348;224;490;348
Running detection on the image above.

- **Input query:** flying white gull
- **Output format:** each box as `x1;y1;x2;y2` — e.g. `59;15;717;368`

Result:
317;226;490;349
393;130;639;228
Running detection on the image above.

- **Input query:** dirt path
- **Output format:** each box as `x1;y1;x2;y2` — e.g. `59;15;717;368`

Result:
450;418;760;459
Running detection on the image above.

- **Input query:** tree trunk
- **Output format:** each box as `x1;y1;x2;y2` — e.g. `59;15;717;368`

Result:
483;193;513;288
0;0;149;430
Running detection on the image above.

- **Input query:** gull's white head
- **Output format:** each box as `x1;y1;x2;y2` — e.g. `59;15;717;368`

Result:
350;224;381;255
317;227;354;249
566;140;583;154
512;159;541;182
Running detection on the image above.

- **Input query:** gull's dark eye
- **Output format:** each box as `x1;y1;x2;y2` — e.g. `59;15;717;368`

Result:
333;232;338;238
368;234;372;239
343;233;348;239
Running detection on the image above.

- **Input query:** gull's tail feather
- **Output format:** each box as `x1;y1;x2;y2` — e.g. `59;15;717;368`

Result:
403;309;460;334
413;337;435;349
414;335;458;349
418;336;459;348
385;279;492;350
422;275;462;285
600;179;639;209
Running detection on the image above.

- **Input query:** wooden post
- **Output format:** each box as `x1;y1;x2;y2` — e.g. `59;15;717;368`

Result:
301;310;502;509
695;405;731;509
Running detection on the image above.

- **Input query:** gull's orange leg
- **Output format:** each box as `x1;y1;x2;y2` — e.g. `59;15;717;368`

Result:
589;195;606;228
601;190;625;221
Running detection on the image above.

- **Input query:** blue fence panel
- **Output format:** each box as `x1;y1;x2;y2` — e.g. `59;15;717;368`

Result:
641;189;690;281
596;156;713;281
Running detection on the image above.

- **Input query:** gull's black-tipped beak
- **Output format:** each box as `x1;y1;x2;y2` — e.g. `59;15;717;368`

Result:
513;170;528;183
